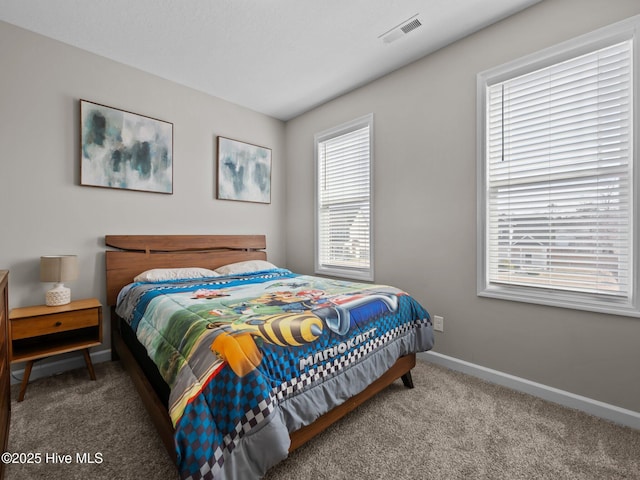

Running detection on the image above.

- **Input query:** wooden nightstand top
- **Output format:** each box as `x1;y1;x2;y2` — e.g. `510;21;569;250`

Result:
10;298;101;320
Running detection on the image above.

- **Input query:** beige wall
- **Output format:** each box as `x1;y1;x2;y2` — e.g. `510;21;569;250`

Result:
0;21;286;355
285;0;640;412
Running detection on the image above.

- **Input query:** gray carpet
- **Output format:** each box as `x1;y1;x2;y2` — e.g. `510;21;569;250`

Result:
6;360;640;480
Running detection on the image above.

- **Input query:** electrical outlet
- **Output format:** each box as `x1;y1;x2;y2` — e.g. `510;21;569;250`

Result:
433;315;444;332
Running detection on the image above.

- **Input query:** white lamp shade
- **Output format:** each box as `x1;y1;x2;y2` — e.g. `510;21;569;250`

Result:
40;255;78;283
40;255;78;306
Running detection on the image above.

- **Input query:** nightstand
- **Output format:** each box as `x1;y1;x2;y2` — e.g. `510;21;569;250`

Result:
9;298;102;401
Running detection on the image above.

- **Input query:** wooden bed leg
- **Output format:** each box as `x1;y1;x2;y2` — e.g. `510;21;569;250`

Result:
401;371;414;389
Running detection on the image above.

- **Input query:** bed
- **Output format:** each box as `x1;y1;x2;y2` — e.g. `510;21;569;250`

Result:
105;234;434;480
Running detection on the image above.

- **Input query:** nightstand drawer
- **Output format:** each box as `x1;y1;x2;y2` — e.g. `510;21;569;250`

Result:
11;309;99;340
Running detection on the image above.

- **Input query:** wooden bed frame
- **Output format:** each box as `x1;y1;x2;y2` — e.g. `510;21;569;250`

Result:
105;234;416;464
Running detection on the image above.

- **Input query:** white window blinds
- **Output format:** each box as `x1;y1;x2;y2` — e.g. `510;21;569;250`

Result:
316;115;373;280
485;39;633;299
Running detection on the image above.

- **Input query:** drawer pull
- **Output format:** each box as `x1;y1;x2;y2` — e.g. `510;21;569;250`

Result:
55;321;62;327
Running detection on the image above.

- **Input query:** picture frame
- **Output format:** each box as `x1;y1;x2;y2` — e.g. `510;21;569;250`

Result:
216;136;272;204
80;99;173;194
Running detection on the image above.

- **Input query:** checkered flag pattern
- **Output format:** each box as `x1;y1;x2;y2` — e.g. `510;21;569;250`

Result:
177;367;277;480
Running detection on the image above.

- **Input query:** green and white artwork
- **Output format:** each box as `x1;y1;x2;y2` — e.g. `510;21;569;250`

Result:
217;136;271;204
80;100;173;194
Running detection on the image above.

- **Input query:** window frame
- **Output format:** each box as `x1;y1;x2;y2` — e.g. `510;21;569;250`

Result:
477;15;640;317
314;113;374;281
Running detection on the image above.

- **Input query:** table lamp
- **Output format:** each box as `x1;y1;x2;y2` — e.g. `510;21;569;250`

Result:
40;255;78;306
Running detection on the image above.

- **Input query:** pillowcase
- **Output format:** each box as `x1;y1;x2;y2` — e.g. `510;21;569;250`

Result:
214;260;277;276
134;267;220;283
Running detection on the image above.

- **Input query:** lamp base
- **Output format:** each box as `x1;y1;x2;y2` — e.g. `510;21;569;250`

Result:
46;283;71;306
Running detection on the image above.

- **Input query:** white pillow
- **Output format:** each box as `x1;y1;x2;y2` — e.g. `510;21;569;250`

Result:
214;260;277;276
134;267;220;283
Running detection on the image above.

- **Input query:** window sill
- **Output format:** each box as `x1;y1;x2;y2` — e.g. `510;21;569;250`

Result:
478;284;640;318
315;266;373;282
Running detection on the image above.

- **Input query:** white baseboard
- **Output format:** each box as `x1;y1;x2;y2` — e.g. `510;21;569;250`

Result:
419;351;640;431
10;350;112;386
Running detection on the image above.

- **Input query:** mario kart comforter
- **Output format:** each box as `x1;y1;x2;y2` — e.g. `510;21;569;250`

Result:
116;268;433;480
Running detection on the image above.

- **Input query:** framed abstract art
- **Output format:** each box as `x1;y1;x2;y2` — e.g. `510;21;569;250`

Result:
217;136;271;204
80;99;173;194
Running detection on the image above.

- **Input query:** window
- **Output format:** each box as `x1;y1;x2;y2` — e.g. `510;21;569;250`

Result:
477;16;639;316
315;114;373;281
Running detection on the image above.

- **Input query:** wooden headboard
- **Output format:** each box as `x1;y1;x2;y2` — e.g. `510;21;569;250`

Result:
105;235;267;306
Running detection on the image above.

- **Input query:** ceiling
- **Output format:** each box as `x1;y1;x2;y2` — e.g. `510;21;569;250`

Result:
0;0;540;121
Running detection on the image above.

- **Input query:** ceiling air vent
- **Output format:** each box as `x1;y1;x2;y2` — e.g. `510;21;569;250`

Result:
401;18;422;34
379;14;423;44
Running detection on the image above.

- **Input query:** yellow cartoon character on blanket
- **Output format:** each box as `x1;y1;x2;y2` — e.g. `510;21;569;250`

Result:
209;313;323;377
